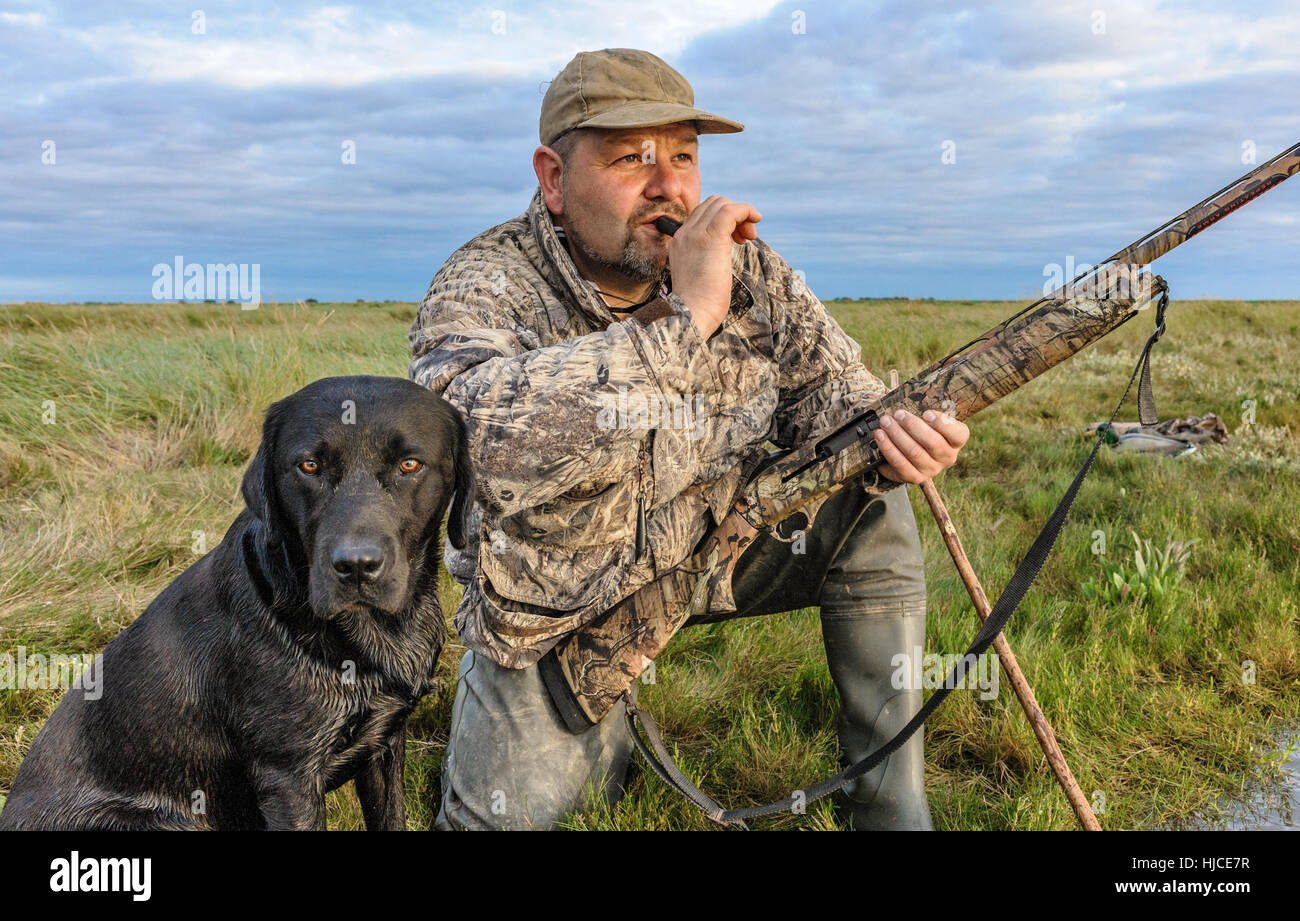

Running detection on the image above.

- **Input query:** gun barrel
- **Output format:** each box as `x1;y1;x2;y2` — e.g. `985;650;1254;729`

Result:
1053;141;1300;302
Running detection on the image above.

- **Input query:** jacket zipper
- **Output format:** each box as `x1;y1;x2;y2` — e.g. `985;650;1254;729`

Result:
635;432;653;561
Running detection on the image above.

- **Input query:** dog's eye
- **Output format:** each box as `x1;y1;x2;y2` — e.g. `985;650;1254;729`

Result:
398;458;423;475
297;460;320;475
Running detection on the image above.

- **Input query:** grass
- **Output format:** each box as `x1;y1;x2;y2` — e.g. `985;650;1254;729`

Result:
1;296;1297;830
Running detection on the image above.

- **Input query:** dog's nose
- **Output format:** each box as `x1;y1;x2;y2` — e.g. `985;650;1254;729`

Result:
331;542;387;584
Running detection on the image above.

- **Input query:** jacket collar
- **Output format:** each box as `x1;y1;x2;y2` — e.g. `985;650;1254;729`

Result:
527;187;622;329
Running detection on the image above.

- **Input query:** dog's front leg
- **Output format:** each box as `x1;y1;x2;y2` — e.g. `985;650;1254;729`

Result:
355;723;407;831
253;765;327;831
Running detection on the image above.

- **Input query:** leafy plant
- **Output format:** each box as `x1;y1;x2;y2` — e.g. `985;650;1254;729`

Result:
1257;732;1300;783
1081;529;1198;608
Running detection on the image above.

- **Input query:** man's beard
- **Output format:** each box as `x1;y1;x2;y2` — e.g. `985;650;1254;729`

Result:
565;211;670;286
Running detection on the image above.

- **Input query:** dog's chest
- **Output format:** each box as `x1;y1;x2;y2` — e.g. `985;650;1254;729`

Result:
319;683;412;782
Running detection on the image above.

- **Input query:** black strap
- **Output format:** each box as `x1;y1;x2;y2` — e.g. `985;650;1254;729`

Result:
627;279;1170;826
1136;295;1166;426
624;705;746;829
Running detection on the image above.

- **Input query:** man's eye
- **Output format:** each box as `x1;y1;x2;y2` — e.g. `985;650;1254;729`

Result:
617;154;640;163
398;458;424;475
297;460;320;476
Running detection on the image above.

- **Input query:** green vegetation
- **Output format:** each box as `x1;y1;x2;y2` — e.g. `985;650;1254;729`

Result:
1;297;1297;830
1080;530;1198;608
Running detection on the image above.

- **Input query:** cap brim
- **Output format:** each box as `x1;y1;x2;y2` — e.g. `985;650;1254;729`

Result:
572;101;744;137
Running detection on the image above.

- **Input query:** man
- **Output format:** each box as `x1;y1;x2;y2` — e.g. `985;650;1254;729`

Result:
409;48;969;830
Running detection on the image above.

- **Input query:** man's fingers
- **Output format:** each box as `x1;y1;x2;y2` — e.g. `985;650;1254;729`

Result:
682;195;724;230
721;201;762;226
874;425;925;483
878;416;941;477
888;410;956;463
873;410;971;483
921;409;971;448
721;202;761;242
683;196;761;241
877;408;974;479
877;462;906;483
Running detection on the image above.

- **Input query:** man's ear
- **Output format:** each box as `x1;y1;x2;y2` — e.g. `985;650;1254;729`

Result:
533;145;564;214
445;405;476;551
241;401;287;549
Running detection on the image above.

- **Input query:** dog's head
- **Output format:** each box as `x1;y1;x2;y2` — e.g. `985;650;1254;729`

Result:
241;375;475;618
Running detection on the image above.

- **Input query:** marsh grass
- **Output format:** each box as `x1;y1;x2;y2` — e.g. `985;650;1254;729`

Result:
1;297;1296;830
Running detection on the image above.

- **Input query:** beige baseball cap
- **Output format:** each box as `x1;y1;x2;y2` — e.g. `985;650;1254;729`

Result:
540;48;744;147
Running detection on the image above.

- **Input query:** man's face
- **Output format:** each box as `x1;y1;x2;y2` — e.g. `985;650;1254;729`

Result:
557;123;701;284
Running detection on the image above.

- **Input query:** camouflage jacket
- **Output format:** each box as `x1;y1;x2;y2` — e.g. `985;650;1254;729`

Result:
409;188;896;668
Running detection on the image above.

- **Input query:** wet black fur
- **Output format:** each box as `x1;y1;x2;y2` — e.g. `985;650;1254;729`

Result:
0;376;473;830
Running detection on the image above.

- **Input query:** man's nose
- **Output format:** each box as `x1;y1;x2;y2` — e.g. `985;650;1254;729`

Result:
642;156;682;202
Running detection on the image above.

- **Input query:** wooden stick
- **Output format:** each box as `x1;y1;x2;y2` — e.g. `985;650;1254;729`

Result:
888;370;1101;830
918;479;1101;830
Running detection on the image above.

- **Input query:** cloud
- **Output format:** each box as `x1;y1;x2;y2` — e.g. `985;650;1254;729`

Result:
3;0;1298;303
56;2;782;89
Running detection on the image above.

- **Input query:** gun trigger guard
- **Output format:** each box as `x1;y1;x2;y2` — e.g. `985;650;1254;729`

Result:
768;527;798;545
769;504;817;544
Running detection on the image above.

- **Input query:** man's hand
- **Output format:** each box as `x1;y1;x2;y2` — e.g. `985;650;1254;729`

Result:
668;195;762;339
874;409;970;483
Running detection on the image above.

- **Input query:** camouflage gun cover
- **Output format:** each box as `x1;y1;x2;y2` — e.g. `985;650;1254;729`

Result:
540;141;1300;732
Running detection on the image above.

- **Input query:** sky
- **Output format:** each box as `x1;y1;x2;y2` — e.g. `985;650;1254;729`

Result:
2;0;1298;303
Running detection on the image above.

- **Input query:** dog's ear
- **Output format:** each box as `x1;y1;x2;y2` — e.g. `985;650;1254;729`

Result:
445;404;476;551
242;400;287;549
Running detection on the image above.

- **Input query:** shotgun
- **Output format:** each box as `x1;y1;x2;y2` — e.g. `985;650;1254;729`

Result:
540;141;1300;732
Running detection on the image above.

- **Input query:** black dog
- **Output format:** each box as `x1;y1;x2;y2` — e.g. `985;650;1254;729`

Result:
0;376;473;830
